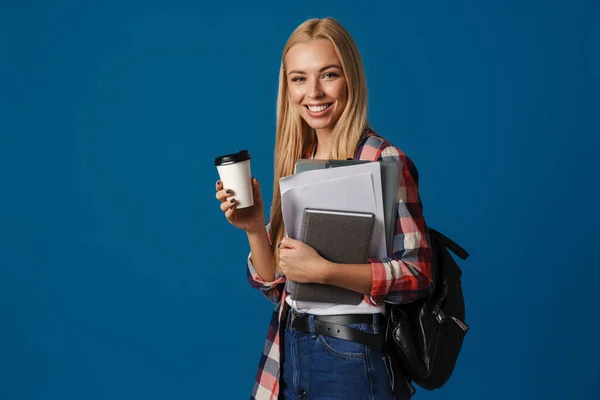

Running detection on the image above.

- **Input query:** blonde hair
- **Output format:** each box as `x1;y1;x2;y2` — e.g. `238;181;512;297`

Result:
269;17;369;266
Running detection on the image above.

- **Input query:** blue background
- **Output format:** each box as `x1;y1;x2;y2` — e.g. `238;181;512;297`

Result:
1;0;599;399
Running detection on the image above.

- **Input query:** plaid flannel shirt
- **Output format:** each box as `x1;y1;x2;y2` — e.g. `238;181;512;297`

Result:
247;130;434;399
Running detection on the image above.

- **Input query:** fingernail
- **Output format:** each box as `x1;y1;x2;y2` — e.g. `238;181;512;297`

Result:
217;180;221;185
226;190;232;194
277;242;281;248
229;206;233;210
230;199;235;203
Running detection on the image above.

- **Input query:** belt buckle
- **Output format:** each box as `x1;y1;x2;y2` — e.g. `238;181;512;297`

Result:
290;311;302;327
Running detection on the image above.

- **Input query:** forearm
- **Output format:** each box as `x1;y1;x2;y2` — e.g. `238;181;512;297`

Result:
247;229;277;282
322;261;373;295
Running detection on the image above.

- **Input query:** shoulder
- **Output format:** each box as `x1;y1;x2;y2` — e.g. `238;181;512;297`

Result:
356;128;420;183
356;128;407;161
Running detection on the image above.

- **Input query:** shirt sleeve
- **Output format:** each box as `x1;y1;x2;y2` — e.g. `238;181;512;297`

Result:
245;223;287;304
364;145;434;306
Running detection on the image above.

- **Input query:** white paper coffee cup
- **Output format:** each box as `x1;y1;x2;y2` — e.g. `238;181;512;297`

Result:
214;150;254;209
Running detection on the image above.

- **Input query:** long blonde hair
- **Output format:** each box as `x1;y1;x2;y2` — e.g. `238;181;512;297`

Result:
269;17;369;266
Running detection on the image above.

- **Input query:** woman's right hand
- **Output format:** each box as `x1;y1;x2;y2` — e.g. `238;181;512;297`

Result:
215;178;266;234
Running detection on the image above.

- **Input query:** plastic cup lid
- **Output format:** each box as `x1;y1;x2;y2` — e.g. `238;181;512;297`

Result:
214;150;251;166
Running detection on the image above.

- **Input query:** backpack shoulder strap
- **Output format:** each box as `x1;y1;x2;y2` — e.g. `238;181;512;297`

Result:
429;228;469;260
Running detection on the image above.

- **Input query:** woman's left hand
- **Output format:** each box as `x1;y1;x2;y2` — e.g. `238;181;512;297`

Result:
278;237;330;283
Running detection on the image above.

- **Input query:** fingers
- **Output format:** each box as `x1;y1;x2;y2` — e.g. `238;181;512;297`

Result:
216;179;238;223
215;180;234;202
224;202;237;221
216;189;234;202
278;236;298;249
220;197;237;212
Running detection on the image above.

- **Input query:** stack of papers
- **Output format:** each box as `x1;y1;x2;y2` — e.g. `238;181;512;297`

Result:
279;162;387;260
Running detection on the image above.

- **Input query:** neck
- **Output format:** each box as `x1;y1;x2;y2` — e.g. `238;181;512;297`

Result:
314;128;333;159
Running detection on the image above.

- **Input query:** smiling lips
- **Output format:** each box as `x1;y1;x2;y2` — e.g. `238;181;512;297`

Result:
305;103;333;117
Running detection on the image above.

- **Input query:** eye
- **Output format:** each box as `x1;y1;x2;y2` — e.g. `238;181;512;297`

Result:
322;72;339;79
291;76;305;82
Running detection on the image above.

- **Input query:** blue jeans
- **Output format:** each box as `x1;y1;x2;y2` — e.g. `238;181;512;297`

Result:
280;312;408;400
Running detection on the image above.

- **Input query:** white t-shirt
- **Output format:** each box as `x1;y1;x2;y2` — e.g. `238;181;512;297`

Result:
285;291;385;315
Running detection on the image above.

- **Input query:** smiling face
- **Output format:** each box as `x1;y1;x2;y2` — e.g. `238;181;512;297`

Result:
285;39;348;135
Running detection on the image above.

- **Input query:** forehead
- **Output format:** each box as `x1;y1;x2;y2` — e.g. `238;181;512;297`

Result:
285;39;341;72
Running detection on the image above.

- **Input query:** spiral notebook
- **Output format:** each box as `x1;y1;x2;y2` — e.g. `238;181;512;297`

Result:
288;208;375;305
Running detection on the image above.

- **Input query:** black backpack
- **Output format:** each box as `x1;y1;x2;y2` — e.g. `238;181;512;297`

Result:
384;227;470;392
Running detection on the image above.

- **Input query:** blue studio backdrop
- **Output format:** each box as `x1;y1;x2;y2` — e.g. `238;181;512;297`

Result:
1;0;599;399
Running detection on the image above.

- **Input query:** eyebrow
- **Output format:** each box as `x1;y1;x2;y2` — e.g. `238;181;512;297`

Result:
287;64;343;75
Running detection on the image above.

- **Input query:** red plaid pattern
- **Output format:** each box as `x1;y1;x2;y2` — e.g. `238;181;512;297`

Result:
247;129;434;399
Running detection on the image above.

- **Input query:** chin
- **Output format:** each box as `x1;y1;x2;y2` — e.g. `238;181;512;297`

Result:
307;121;330;130
301;115;333;130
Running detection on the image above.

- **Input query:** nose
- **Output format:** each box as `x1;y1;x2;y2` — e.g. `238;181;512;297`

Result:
307;79;324;99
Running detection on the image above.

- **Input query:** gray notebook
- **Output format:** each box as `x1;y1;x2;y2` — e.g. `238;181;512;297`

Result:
294;159;399;257
289;208;375;305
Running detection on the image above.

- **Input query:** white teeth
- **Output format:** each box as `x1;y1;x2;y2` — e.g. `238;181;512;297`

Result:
307;104;330;112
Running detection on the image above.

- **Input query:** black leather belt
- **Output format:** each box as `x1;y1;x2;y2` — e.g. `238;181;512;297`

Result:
289;312;384;349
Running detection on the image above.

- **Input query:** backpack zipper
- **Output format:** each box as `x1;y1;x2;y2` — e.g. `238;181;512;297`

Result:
436;310;469;332
448;316;469;332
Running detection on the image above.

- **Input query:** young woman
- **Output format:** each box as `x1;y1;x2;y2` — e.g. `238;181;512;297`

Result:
215;17;434;400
